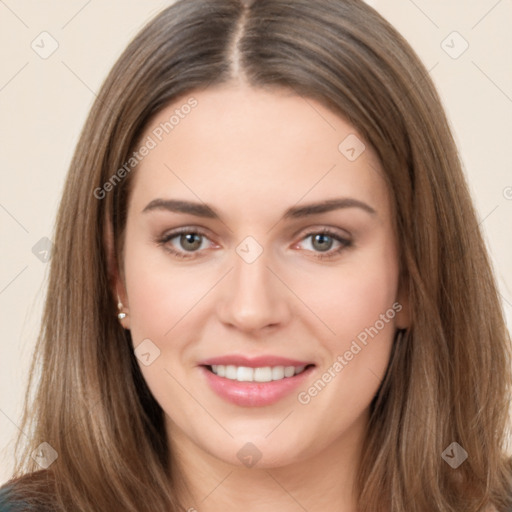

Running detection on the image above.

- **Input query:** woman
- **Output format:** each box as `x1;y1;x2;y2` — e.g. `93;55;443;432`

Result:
1;0;511;510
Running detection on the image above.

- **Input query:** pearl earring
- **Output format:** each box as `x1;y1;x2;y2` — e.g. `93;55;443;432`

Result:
117;294;127;320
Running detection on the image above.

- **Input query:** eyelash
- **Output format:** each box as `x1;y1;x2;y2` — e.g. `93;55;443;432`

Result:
155;227;352;261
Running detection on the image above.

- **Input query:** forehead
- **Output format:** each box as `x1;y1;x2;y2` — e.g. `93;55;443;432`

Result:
128;84;389;220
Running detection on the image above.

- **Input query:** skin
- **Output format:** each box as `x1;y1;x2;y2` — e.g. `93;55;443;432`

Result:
113;83;409;512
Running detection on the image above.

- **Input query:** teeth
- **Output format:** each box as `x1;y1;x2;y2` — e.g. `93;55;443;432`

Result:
225;365;237;380
210;364;307;382
237;366;254;381
272;366;284;380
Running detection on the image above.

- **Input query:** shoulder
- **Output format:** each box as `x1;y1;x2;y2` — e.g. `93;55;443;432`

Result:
0;471;54;511
0;481;38;511
0;484;22;511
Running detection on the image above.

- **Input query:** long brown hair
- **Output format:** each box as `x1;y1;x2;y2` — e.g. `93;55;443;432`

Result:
3;0;512;510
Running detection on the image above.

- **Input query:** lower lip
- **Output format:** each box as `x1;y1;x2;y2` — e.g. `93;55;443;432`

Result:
200;366;315;407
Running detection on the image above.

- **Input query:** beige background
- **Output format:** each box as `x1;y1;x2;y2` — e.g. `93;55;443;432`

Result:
1;0;511;483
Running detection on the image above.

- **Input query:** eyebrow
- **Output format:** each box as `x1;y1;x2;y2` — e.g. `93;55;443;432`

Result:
142;197;376;220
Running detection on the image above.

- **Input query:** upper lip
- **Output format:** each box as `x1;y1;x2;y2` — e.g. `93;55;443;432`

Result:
200;355;315;368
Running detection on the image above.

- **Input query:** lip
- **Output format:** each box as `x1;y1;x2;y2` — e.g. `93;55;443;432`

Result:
200;355;313;368
199;356;316;407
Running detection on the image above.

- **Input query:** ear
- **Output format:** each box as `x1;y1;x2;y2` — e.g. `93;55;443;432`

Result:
104;218;130;329
394;276;410;330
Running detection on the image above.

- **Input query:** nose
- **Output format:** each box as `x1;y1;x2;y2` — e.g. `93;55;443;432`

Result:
216;248;292;333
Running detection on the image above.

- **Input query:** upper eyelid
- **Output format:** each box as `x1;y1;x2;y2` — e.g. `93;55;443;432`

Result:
159;225;351;241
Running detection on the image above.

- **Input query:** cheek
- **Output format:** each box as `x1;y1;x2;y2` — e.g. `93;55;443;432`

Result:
302;233;400;342
122;240;200;403
328;267;399;338
304;233;400;393
122;234;206;341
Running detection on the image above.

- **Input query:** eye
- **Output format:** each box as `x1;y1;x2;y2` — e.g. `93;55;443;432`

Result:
155;227;352;261
296;229;352;260
155;228;215;259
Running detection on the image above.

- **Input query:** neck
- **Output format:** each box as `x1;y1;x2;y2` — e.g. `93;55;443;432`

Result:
168;409;369;512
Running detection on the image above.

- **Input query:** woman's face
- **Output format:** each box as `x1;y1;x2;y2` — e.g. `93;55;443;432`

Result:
117;84;408;469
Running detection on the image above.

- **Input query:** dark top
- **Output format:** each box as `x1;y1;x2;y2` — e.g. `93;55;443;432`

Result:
0;487;15;511
0;488;16;511
2;483;510;511
0;485;31;512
